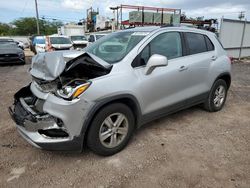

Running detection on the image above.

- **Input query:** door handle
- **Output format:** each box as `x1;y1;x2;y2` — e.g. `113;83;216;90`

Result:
211;55;217;61
179;65;188;72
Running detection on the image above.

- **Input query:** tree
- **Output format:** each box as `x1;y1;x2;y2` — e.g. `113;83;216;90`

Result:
11;17;38;35
0;23;12;36
10;17;63;36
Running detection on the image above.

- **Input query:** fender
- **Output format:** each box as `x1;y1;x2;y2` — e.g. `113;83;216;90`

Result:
213;72;231;88
79;94;142;149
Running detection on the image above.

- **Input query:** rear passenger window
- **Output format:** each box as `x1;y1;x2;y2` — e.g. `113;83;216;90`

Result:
186;33;207;55
204;36;214;51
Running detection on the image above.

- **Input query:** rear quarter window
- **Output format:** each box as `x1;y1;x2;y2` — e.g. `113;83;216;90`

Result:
204;36;214;51
185;33;207;55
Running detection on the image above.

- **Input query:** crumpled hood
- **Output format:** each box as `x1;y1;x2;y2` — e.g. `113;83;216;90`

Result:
30;50;111;81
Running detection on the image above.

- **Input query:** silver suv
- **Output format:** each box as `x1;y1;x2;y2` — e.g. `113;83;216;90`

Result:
9;26;231;156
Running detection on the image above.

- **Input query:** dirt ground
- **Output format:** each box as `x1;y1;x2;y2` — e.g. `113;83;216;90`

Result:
0;51;249;188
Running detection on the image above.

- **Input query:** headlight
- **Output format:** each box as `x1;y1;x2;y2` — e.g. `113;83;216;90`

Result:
19;52;25;58
56;81;91;100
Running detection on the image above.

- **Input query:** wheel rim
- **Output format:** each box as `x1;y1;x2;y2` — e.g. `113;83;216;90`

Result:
214;85;226;108
99;113;129;148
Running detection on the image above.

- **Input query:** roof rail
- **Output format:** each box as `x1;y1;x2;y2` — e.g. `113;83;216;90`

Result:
160;24;181;28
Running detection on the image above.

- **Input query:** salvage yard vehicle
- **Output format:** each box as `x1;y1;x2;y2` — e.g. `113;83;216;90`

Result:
0;38;24;50
30;36;46;54
9;26;231;156
70;35;89;49
0;42;25;65
87;33;107;44
46;35;73;51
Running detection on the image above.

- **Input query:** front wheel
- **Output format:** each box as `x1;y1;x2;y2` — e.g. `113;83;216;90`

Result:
204;79;228;112
87;103;135;156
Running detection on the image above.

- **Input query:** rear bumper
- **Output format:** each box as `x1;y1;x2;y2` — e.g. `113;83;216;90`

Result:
8;84;92;151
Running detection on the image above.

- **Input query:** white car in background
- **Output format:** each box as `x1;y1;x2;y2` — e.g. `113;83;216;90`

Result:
47;35;73;51
87;33;107;45
33;36;46;54
70;35;88;49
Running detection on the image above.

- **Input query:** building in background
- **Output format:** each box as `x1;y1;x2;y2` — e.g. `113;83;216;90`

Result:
58;24;85;36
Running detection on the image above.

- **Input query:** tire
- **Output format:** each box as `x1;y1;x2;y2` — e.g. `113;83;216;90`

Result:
87;103;135;156
204;79;228;112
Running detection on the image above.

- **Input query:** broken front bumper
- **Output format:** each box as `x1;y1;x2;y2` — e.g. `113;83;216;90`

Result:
8;84;91;151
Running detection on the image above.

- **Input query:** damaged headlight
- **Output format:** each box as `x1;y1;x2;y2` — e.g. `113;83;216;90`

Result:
56;80;91;100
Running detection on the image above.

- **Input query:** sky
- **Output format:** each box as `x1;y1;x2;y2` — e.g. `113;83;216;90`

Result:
0;0;249;23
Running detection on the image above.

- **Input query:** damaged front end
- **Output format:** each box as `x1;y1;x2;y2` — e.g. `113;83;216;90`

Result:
31;51;112;100
9;85;69;138
9;51;112;151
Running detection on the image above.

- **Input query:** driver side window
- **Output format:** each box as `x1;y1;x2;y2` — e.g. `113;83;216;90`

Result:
132;32;182;68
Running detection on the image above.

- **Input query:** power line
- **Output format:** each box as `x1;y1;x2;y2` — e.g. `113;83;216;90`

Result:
20;0;30;16
40;15;82;22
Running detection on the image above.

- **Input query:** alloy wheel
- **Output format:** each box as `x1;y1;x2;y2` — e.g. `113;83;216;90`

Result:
99;113;129;148
214;85;226;108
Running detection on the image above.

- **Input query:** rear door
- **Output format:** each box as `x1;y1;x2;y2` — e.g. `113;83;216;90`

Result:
182;32;216;98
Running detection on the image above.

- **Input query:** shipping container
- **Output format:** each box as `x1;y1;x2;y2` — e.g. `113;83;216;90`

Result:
153;13;162;24
59;25;85;36
129;11;143;23
144;12;154;23
172;14;181;24
163;14;172;24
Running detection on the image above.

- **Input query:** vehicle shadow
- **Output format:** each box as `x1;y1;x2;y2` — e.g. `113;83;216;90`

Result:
40;105;204;159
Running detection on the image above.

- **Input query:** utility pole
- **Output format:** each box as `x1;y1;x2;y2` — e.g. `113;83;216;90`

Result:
35;0;40;34
238;11;245;20
110;6;119;30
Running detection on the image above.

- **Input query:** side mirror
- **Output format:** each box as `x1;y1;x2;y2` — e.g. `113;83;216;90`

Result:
144;54;168;75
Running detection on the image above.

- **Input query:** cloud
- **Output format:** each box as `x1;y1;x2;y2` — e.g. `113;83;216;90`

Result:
62;0;93;10
183;3;247;19
0;0;249;23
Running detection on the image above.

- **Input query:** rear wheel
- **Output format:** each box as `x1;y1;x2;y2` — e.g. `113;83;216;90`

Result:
87;103;135;156
204;79;228;112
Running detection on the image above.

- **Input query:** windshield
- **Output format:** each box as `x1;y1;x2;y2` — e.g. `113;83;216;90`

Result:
34;37;45;44
0;39;14;43
50;37;71;44
0;43;18;49
85;31;147;64
71;36;87;41
96;34;106;40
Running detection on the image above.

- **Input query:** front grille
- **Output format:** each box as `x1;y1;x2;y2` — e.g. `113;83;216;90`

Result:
54;48;70;51
32;77;58;93
73;44;87;49
13;100;36;126
0;54;19;58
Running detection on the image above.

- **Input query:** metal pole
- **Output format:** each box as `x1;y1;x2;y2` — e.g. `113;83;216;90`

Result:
161;8;163;25
239;19;247;60
120;5;122;29
86;9;88;32
117;8;119;29
219;17;224;44
35;0;40;35
142;7;144;26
